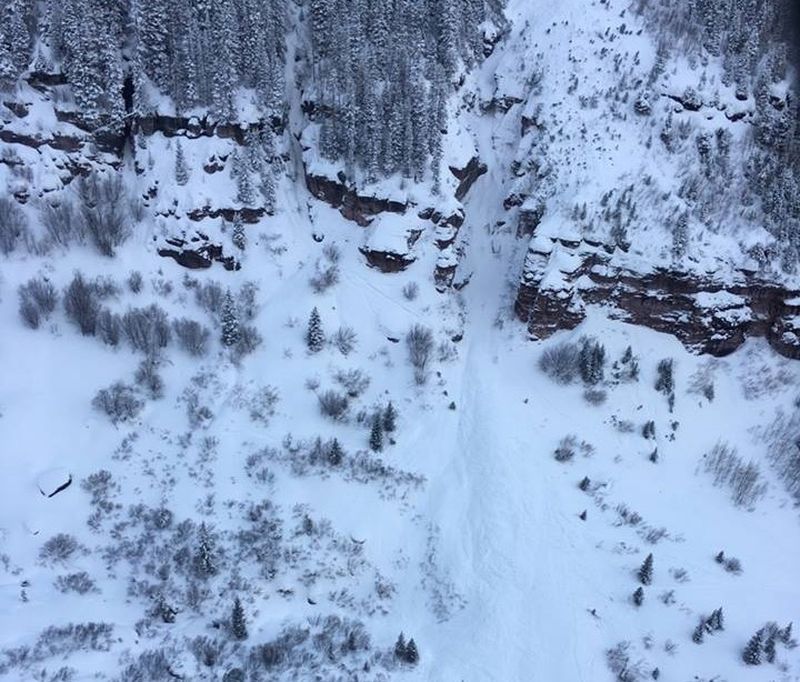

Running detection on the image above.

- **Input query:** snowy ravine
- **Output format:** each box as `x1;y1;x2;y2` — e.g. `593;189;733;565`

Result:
1;0;800;680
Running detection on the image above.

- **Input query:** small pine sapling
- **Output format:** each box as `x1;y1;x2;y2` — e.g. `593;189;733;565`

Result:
306;307;325;353
638;553;654;586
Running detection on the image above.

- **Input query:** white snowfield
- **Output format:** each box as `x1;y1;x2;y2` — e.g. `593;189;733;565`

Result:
0;0;798;679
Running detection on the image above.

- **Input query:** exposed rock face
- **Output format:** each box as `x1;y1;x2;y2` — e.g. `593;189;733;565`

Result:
158;234;239;271
514;237;800;359
450;156;487;201
304;169;407;226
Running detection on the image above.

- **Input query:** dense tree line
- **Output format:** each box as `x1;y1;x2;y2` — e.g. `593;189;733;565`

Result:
0;0;503;187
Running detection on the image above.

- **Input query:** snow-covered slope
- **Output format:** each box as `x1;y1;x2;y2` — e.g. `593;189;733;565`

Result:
0;0;799;680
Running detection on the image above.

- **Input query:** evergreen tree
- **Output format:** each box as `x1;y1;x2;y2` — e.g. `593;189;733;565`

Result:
405;638;419;665
709;607;724;632
692;621;705;644
632;586;644;606
394;633;407;660
221;290;241;347
194;522;217;578
383;401;397;433
306;307;324;353
175;140;189;186
369;414;383;452
743;630;763;665
231;213;246;251
638;553;654;586
328;438;343;466
231;597;248;640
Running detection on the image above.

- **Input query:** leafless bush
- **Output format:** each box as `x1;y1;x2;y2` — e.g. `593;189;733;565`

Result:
702;441;767;507
761;410;800;502
64;272;100;335
92;382;143;423
96;309;122;346
92;275;120;299
39;533;83;564
233;324;262;361
135;358;165;399
238;281;260;321
332;326;357;356
309;262;340;293
18;277;58;329
606;641;645;681
406;324;434;384
195;281;225;315
55;571;98;595
322;242;341;263
77;173;131;256
0;196;29;255
583;388;607;405
173;318;211;356
555;435;577;462
318;390;349;421
127;270;143;293
402;281;419;301
539;341;581;384
122;305;171;356
333;368;370;398
248;386;279;425
42;199;84;247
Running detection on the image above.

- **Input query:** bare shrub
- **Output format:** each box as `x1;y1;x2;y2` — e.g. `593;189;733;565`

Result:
135;358;165;399
322;242;341;263
96;308;122;346
583;388;607;405
606;641;645;681
555;435;577;462
0;196;29;255
402;281;419;301
122;305;171;356
761;410;800;502
333;368;370;398
55;571;97;594
406;324;434;384
539;342;581;384
77;173;131;256
249;386;279;425
127;270;143;293
92;382;143;423
238;281;259;321
64;272;100;335
173;318;211;356
309;262;340;293
318;390;349;421
39;533;83;564
332;326;357;356
232;324;262;361
702;441;767;507
19;277;57;329
42;199;83;247
195;281;225;315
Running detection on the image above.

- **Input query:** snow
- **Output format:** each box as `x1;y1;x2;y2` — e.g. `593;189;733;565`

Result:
0;0;798;679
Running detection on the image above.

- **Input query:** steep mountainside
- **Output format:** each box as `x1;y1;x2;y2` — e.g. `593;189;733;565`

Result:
0;0;799;680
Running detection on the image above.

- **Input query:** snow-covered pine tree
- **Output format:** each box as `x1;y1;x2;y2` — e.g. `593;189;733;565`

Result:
638;553;654;585
221;290;241;347
383;401;397;433
742;629;763;665
369;414;383;452
231;213;246;251
175;140;189;186
328;438;343;466
394;633;407;660
405;638;419;664
194;522;217;578
231;597;248;640
305;307;324;353
632;586;644;606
